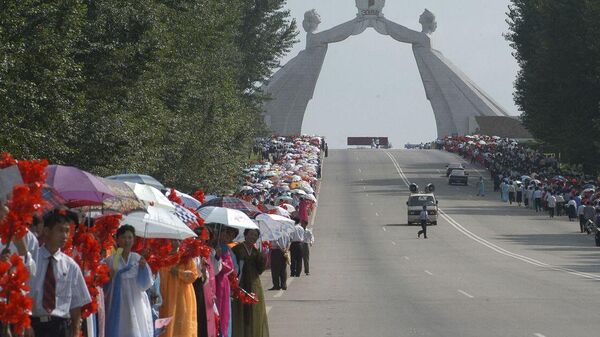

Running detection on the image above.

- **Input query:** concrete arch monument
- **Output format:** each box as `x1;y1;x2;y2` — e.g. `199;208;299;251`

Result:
262;2;511;137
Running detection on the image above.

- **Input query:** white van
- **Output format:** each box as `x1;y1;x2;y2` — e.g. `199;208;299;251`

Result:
406;193;438;225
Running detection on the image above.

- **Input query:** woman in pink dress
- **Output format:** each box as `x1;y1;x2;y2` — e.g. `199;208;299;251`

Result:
214;227;237;337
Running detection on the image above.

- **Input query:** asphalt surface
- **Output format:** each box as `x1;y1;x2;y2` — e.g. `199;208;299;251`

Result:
264;149;600;337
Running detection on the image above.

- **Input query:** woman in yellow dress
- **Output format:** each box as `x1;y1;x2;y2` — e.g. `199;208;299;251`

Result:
159;240;199;337
231;229;269;337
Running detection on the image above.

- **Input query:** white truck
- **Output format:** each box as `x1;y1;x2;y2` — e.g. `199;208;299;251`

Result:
406;183;438;225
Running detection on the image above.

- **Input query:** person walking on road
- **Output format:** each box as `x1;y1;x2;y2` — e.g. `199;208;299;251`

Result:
417;205;429;239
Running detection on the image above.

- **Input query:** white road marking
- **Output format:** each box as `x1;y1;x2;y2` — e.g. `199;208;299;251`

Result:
391;241;397;245
366;194;369;197
358;168;362;173
274;290;283;298
424;270;433;276
370;202;374;206
458;290;474;298
382;226;386;231
385;152;600;282
533;334;547;337
440;210;600;281
404;256;410;260
375;212;380;217
266;306;272;314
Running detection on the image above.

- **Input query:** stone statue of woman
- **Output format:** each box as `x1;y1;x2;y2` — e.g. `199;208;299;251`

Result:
262;9;370;135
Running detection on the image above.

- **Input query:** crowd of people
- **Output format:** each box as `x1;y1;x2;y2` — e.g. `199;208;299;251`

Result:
438;135;600;242
0;135;324;337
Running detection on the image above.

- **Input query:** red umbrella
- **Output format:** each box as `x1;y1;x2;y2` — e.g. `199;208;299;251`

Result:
45;165;115;208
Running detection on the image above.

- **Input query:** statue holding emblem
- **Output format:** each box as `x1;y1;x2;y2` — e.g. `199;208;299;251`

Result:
355;0;386;17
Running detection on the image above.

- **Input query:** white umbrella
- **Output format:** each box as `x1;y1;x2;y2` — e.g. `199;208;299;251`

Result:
302;194;317;203
280;204;296;213
198;206;258;230
291;189;306;195
125;182;175;211
254;213;295;241
121;206;197;240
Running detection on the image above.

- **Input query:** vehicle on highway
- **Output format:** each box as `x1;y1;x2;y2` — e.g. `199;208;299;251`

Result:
407;183;438;225
448;168;469;185
445;163;464;177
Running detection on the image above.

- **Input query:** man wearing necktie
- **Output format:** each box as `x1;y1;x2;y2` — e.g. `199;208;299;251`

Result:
26;209;91;337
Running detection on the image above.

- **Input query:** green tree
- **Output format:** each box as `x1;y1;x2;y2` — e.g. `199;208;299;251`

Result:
0;1;86;161
506;0;600;173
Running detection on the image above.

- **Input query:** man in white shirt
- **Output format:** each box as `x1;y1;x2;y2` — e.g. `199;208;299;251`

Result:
547;193;556;218
577;203;587;232
301;224;314;276
289;220;305;277
269;234;290;290
533;188;543;212
27;208;91;337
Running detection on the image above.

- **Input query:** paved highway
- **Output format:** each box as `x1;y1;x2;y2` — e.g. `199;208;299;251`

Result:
264;149;600;337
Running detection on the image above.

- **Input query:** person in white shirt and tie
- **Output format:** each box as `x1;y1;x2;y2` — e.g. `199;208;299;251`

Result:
27;208;91;337
289;219;305;277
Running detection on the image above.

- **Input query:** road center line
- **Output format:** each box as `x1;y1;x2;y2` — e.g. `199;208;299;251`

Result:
458;290;474;298
534;334;547;337
375;212;380;216
358;168;362;173
391;241;397;245
404;256;410;260
425;270;433;276
382;226;386;231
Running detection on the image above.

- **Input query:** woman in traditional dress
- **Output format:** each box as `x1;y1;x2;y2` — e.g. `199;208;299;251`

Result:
159;240;199;337
231;229;269;337
193;228;218;337
103;225;153;337
214;227;237;337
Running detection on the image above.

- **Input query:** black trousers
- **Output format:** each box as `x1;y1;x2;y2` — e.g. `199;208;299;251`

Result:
302;242;310;274
580;215;586;232
193;278;208;337
31;317;71;337
549;207;555;218
290;242;303;276
270;249;287;289
418;220;428;238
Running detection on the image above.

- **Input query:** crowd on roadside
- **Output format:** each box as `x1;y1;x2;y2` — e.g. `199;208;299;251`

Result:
0;135;324;337
438;135;600;242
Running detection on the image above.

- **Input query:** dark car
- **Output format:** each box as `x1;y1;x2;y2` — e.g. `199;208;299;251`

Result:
448;168;468;185
446;163;464;177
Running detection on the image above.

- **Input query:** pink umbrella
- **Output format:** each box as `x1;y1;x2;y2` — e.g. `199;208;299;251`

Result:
46;165;115;208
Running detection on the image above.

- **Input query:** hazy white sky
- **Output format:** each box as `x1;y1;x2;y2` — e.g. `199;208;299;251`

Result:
279;0;519;148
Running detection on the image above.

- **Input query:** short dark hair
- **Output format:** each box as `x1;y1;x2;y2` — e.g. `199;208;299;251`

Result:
43;208;79;229
116;224;136;238
244;228;260;237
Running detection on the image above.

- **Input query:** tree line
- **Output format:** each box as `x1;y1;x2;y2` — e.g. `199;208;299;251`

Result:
506;0;600;174
0;0;297;193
